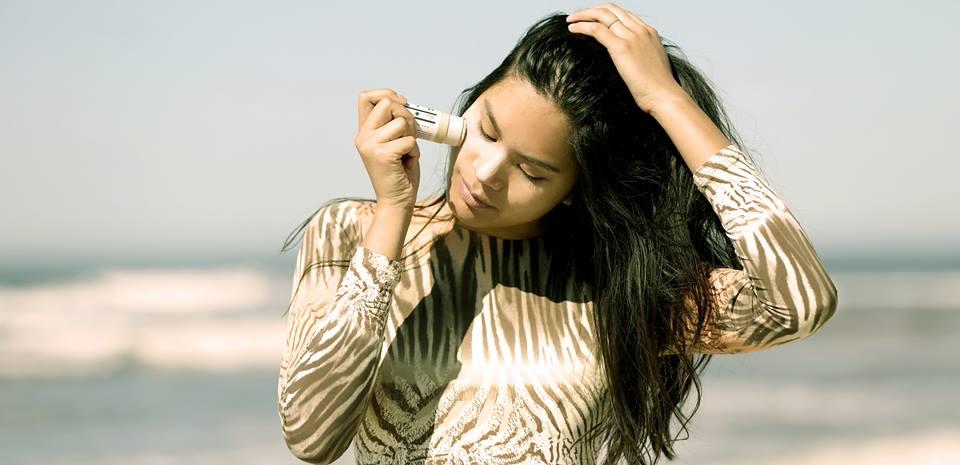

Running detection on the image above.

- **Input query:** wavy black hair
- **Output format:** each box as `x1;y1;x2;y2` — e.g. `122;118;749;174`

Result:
280;11;766;465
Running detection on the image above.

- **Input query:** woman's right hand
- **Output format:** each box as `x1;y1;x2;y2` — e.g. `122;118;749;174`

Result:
355;89;421;211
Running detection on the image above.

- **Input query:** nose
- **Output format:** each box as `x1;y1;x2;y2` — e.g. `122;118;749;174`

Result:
472;150;508;190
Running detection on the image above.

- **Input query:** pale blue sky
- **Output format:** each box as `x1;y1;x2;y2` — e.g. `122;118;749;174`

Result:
1;0;957;265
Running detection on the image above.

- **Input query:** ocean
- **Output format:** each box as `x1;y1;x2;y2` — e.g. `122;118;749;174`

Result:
1;254;958;465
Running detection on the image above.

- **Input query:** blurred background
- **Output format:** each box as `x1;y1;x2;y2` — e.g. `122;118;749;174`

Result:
2;1;958;464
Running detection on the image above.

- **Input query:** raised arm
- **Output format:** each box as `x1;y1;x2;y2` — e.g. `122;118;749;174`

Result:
670;145;839;355
276;200;403;464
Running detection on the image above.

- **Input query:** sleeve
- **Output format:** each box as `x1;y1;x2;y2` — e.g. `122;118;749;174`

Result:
671;144;839;355
276;200;405;464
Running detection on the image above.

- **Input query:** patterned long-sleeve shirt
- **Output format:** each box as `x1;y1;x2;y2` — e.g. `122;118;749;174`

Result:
276;144;839;465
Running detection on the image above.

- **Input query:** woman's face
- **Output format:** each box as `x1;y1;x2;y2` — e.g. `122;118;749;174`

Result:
449;75;578;239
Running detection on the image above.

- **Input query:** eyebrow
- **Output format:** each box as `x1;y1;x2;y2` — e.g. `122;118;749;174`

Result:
483;99;562;174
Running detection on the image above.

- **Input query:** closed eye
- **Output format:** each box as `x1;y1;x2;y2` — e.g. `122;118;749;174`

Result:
475;118;545;183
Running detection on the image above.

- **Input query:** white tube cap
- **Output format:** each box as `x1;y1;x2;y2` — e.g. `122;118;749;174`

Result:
443;114;467;146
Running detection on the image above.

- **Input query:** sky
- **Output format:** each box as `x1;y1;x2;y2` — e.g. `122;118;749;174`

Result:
1;0;958;267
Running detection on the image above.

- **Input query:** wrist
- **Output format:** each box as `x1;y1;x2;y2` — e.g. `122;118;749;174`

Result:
642;87;691;118
374;203;414;219
362;204;413;262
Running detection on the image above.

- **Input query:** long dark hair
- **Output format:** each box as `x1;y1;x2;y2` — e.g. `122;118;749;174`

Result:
280;11;765;465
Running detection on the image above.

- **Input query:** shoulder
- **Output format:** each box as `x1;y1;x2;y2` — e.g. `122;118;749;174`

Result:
303;199;375;248
336;196;452;243
306;196;453;254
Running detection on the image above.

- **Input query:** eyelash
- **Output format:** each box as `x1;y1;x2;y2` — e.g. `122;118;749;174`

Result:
475;120;546;183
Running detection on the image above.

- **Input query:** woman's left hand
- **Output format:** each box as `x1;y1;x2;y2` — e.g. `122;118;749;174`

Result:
566;3;687;114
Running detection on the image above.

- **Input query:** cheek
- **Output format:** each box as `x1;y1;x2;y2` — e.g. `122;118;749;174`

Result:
451;144;483;180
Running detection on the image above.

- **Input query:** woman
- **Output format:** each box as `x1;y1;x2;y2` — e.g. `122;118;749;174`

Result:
277;4;839;465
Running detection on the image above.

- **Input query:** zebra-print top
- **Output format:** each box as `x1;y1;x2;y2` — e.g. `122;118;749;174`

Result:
276;144;839;464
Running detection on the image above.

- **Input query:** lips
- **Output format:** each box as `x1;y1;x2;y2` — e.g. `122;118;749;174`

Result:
459;172;495;209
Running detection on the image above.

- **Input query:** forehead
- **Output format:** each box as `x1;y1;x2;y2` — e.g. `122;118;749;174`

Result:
483;77;574;169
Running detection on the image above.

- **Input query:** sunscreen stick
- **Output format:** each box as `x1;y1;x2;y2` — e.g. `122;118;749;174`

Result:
403;102;467;146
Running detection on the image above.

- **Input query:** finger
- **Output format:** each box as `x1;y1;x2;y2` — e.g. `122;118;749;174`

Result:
385;102;416;137
602;3;656;33
381;135;418;160
397;104;417;137
359;97;395;134
380;135;419;166
358;89;407;128
566;19;620;46
360;97;411;136
358;90;407;129
566;6;625;31
358;90;390;128
368;116;411;145
625;11;645;27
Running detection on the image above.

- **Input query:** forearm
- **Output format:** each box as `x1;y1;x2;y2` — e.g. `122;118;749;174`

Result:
278;201;405;462
684;146;838;354
647;89;732;174
361;204;413;262
278;245;403;462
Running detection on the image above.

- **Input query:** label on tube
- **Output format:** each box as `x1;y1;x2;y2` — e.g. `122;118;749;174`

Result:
403;102;467;146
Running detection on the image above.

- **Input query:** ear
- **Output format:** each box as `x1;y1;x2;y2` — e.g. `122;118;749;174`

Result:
562;194;574;206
